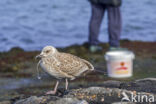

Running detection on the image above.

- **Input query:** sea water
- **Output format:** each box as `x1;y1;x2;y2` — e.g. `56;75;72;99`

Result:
0;0;155;51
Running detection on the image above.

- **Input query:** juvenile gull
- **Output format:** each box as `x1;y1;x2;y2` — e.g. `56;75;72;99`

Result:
36;46;94;94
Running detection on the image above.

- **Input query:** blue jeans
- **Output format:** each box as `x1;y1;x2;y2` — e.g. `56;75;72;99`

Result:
89;3;122;47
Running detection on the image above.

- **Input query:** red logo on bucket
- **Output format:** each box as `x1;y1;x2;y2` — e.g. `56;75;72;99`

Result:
117;62;128;70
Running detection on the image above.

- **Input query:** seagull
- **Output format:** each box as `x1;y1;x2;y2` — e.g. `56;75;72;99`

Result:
36;46;94;95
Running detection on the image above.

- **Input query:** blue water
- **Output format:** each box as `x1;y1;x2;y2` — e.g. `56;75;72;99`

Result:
0;0;155;51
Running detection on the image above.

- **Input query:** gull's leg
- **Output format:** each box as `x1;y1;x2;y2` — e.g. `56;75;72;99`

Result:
65;78;68;90
63;78;69;95
46;80;59;95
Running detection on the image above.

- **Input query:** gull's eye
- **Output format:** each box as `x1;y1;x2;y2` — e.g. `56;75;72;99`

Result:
45;50;50;53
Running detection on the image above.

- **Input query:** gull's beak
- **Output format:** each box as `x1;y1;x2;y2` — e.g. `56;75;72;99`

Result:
35;54;43;59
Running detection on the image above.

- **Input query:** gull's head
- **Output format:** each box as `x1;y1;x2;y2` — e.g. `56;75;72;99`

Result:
36;46;57;58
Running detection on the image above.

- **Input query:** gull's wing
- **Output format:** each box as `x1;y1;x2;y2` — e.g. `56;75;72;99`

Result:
55;52;94;77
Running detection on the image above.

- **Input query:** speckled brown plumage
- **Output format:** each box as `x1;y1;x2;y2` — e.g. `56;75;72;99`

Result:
36;46;94;95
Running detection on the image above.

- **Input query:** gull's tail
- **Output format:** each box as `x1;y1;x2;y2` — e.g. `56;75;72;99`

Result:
82;59;94;71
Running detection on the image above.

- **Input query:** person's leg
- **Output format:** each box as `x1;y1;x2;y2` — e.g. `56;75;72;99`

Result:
89;3;105;45
107;6;122;47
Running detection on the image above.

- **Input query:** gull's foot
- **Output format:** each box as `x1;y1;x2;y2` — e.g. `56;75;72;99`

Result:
56;89;69;97
45;90;57;95
63;90;69;95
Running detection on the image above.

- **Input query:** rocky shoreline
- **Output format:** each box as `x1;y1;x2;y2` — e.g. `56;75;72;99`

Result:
9;78;156;104
0;40;156;104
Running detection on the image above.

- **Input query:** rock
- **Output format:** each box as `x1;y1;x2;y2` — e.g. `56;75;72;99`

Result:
136;78;156;82
103;80;122;88
120;78;156;93
0;101;11;104
66;87;156;103
15;96;88;104
112;102;134;104
9;47;24;53
15;96;43;104
66;87;127;103
14;86;156;104
48;98;88;104
12;78;156;104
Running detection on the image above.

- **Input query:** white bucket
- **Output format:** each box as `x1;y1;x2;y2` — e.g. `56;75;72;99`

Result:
105;51;135;78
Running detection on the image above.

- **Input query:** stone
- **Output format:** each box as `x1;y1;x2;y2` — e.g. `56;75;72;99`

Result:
103;80;122;88
0;101;11;104
48;98;88;104
120;78;156;93
15;96;43;104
